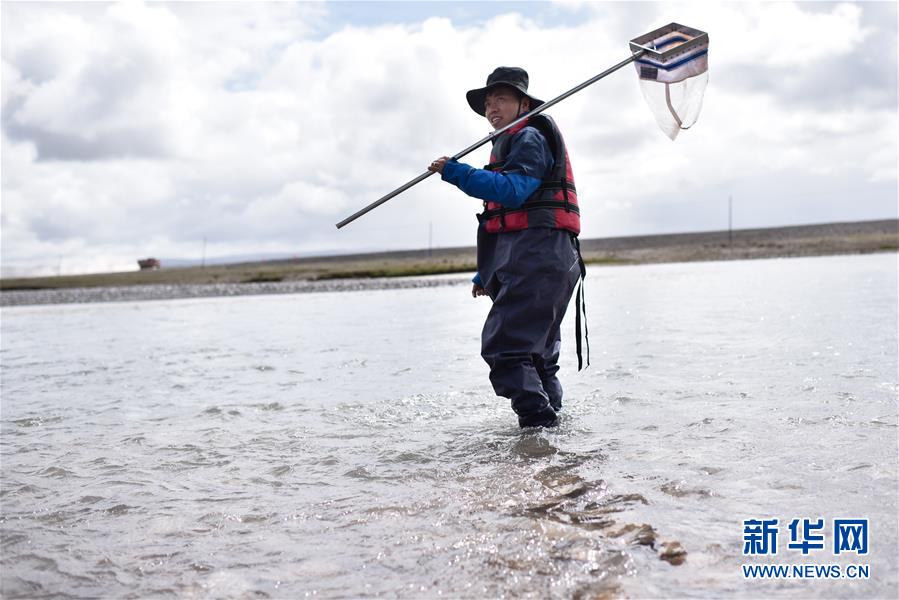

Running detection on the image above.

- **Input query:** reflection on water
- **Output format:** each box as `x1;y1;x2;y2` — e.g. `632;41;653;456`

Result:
1;253;897;598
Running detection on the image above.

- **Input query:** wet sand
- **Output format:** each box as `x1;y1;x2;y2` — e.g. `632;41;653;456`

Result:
2;219;896;306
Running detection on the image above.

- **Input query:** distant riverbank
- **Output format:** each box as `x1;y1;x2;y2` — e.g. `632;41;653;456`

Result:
2;219;895;306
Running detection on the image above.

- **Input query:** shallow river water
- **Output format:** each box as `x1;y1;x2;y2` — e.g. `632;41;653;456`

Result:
2;253;897;599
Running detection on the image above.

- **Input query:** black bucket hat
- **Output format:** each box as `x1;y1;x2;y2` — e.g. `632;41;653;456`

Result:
466;66;544;116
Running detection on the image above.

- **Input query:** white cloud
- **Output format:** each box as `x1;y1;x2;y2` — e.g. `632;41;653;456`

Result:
1;1;895;276
653;1;868;67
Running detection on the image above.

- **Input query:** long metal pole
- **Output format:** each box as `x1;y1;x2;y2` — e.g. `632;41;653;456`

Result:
335;49;646;229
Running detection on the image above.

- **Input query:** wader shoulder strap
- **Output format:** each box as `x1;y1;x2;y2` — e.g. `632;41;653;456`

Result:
573;236;590;371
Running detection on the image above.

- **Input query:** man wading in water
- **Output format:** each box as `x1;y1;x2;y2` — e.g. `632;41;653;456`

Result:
428;67;584;429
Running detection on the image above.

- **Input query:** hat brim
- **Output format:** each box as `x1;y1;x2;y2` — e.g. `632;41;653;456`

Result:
465;82;544;117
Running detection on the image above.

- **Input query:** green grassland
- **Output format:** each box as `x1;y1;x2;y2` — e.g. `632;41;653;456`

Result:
2;219;896;292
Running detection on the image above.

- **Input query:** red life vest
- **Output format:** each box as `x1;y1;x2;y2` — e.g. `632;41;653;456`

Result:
479;114;580;236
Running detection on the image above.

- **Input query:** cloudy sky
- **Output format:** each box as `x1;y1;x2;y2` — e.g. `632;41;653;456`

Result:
2;1;896;276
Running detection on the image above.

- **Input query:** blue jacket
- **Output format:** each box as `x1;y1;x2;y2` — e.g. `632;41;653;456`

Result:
441;126;554;285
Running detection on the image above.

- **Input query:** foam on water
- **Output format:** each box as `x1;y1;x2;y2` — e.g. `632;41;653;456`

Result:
2;253;897;598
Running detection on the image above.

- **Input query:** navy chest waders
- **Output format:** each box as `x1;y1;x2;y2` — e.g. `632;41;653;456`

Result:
477;227;581;427
472;106;593;426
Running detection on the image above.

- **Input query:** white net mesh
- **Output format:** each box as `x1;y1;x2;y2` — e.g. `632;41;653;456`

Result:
631;24;709;141
638;71;709;141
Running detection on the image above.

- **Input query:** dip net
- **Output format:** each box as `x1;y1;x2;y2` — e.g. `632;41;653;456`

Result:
630;24;709;140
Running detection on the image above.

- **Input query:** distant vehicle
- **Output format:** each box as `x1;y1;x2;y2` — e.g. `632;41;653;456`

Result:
138;258;161;270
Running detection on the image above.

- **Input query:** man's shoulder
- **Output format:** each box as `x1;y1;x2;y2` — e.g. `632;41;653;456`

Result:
518;114;565;145
517;124;547;138
512;124;551;149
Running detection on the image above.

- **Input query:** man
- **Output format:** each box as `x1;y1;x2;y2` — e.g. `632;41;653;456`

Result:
428;66;583;428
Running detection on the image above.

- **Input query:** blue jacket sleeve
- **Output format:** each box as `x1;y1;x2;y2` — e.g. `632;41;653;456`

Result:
472;272;483;286
441;127;552;208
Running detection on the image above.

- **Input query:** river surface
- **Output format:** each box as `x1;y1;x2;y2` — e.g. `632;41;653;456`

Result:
1;253;896;599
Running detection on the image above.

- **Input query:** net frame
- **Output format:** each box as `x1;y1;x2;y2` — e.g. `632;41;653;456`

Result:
629;23;709;140
629;23;709;83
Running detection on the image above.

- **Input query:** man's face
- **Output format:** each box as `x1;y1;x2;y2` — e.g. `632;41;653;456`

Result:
485;86;529;130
